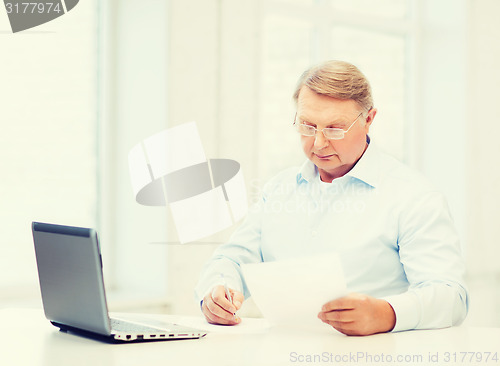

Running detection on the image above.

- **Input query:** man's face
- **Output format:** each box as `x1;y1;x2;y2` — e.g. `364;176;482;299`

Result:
296;86;376;182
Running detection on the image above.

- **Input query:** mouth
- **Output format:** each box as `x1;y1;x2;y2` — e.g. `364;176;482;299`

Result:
314;153;335;160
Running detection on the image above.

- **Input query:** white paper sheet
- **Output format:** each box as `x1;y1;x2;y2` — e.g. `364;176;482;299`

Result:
173;316;271;335
241;252;347;332
116;313;270;335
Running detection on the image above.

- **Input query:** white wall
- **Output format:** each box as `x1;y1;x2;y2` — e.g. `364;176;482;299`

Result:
466;0;500;275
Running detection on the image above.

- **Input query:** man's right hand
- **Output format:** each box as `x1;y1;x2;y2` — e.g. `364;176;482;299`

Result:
201;285;244;325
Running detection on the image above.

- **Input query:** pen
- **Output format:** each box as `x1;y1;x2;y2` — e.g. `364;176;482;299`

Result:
220;274;236;319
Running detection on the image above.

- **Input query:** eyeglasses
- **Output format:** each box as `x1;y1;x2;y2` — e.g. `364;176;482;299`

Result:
293;112;364;140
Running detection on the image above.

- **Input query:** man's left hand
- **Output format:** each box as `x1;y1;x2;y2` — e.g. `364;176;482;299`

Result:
318;293;396;336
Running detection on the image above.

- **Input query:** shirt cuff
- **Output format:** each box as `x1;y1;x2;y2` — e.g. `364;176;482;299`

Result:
382;291;420;332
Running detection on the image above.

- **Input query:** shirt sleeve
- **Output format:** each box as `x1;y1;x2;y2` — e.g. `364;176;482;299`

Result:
193;196;265;303
383;190;469;332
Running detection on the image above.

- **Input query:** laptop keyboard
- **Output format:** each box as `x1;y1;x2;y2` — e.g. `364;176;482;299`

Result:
110;318;170;333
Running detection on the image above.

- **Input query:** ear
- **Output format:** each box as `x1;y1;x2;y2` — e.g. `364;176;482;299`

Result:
364;108;377;132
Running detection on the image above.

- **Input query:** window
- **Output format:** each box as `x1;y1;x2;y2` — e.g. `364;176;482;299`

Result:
0;0;98;303
258;0;414;182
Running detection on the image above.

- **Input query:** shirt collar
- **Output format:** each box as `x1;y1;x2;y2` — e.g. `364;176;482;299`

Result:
296;135;380;188
345;139;380;188
296;159;317;184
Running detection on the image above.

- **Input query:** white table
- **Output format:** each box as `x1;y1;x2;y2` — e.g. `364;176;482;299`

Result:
1;309;499;366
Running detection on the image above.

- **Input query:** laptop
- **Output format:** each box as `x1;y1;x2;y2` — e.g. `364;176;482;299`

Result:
32;221;207;342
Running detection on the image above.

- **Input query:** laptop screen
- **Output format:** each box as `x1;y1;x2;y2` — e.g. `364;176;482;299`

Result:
32;222;111;335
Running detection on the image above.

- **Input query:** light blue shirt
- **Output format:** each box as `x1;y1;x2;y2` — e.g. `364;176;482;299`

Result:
195;141;468;332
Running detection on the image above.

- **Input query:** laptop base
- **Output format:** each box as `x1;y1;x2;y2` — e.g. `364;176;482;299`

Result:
51;321;205;344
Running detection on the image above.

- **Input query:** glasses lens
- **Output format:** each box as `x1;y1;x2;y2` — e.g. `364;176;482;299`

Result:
296;124;315;136
323;128;344;140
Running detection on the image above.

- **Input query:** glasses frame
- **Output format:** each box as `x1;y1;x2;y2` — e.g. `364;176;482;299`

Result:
293;111;364;140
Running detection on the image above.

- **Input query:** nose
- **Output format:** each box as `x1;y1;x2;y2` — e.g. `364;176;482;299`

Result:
313;130;328;150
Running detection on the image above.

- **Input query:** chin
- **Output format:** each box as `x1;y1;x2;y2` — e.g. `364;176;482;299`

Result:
314;159;337;169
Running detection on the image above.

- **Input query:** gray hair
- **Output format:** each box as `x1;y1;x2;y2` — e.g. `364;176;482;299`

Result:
293;60;373;112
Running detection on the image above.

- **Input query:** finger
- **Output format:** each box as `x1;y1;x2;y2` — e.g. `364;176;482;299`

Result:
205;309;238;325
202;301;240;325
212;286;237;314
206;295;236;322
202;298;236;323
321;294;360;312
323;320;357;335
231;290;244;310
323;318;372;337
318;309;356;323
